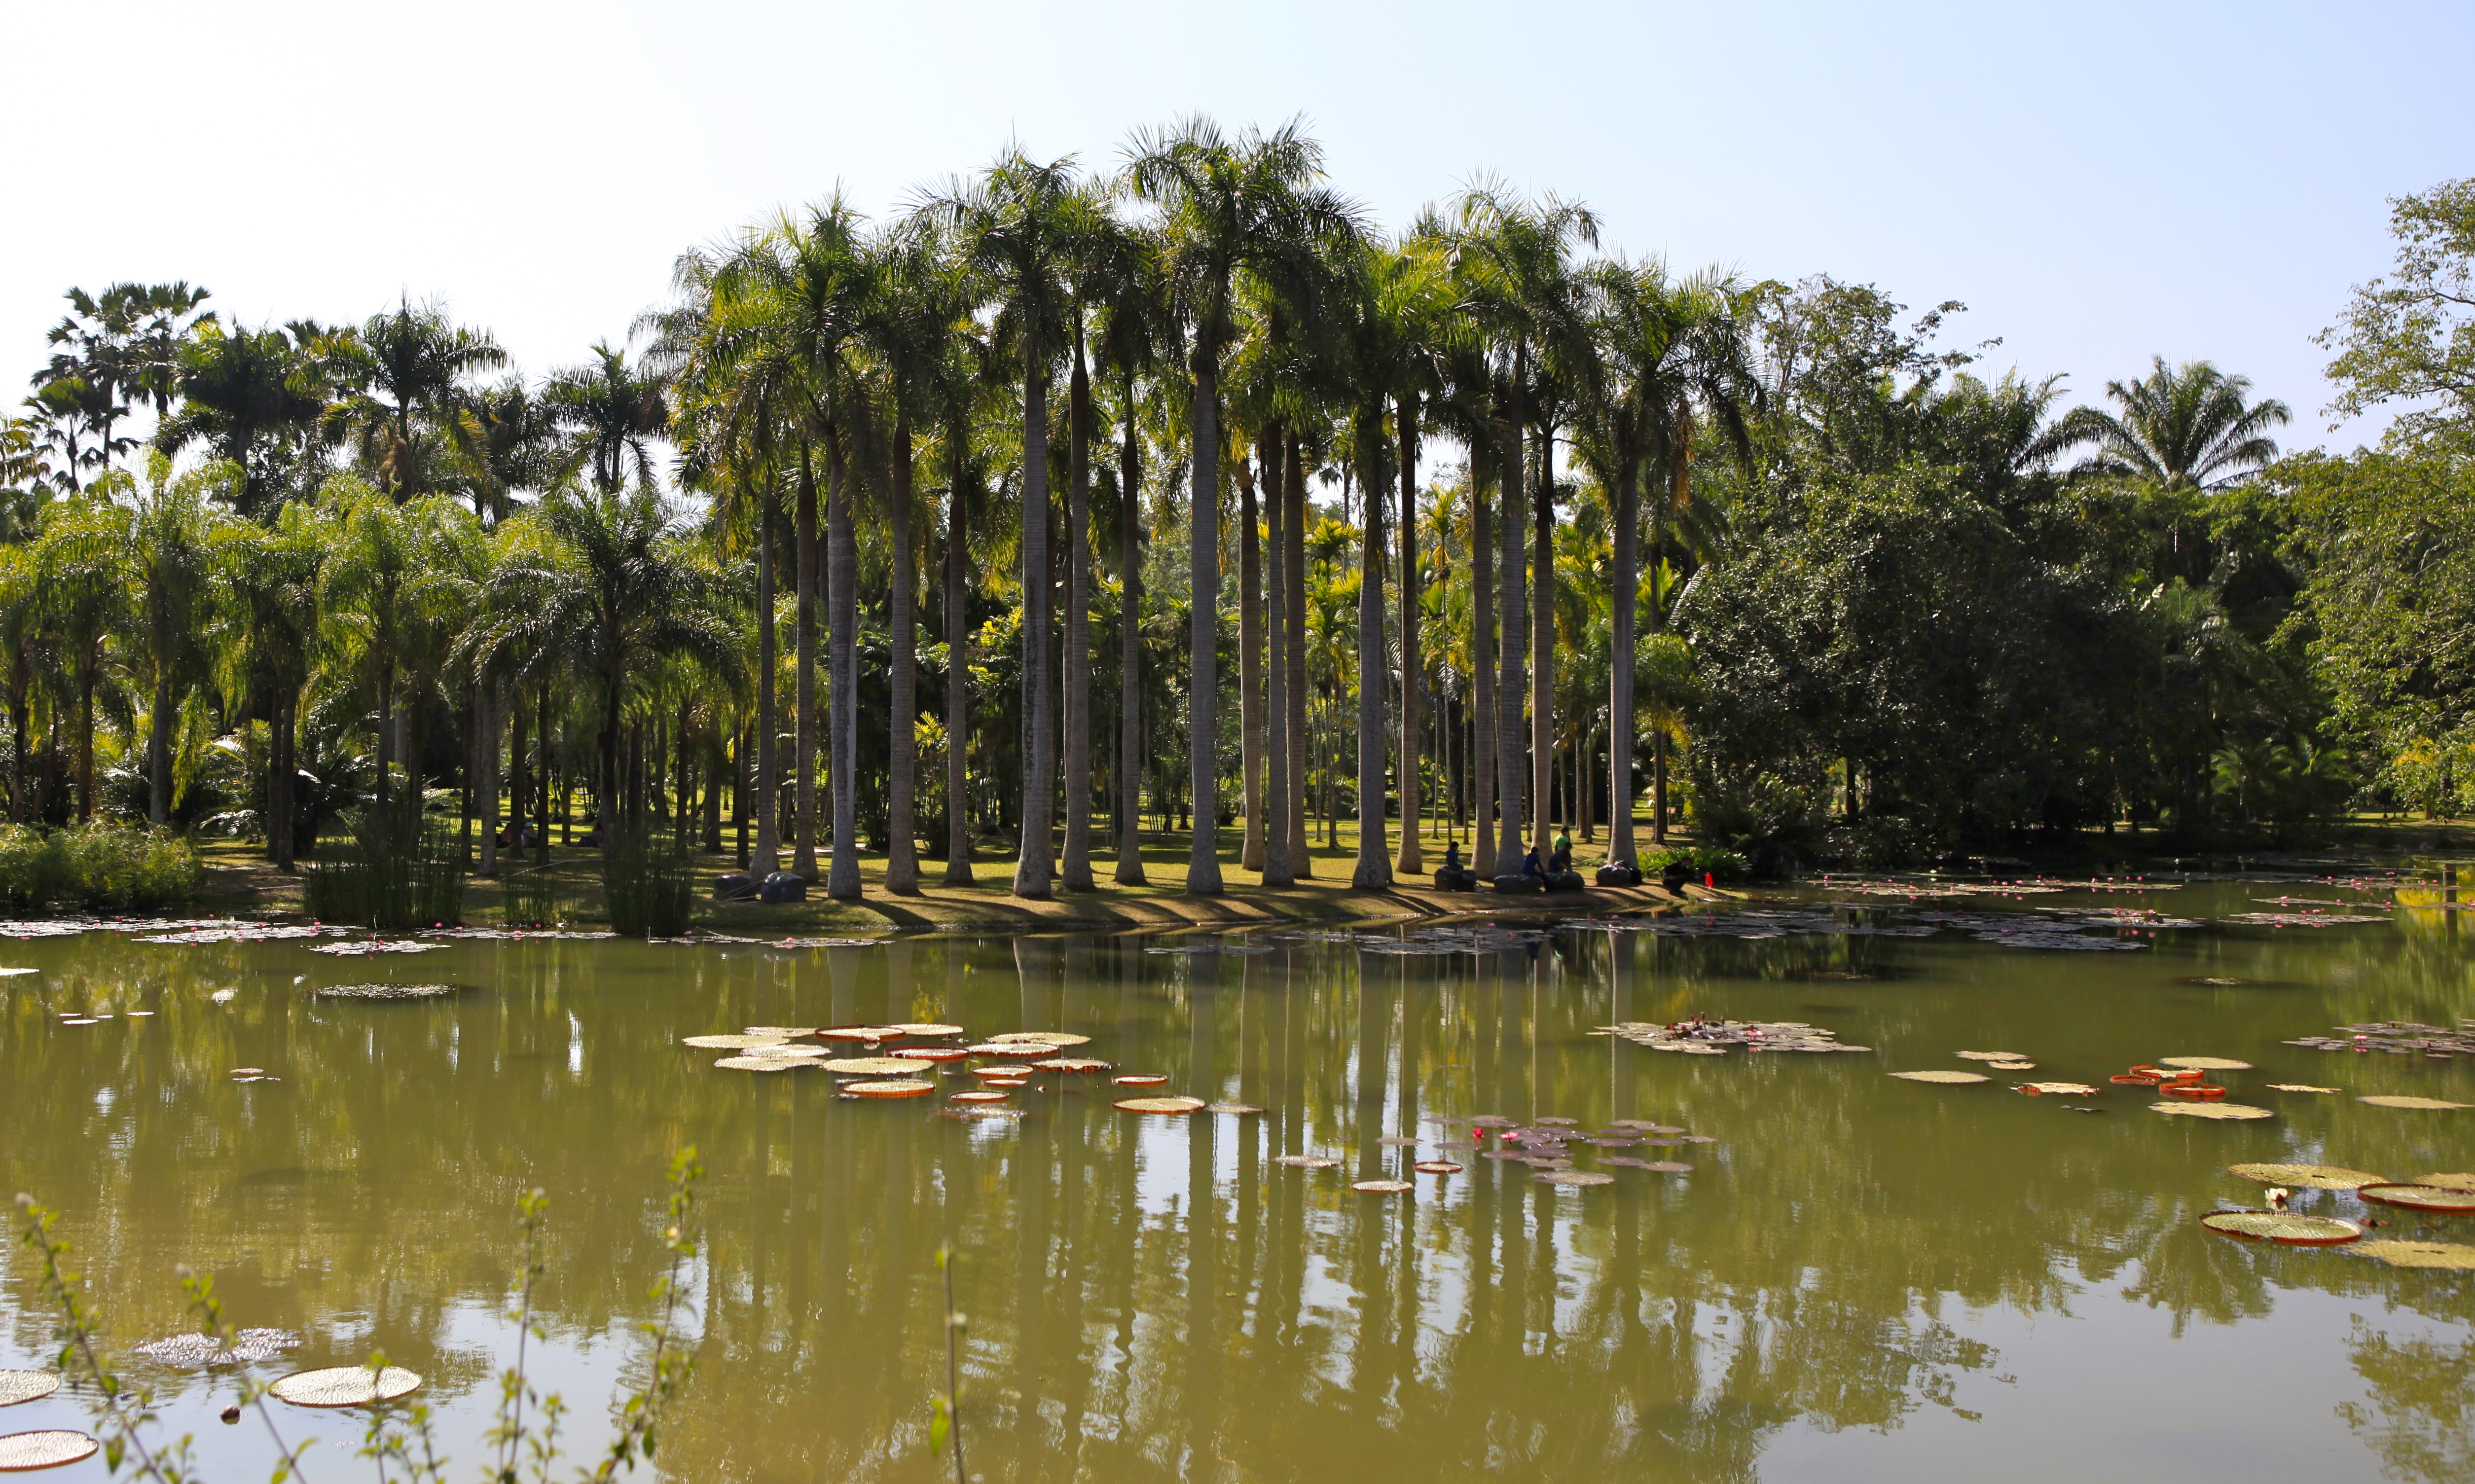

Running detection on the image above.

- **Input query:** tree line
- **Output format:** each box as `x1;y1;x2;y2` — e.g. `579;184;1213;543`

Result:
3;122;2467;896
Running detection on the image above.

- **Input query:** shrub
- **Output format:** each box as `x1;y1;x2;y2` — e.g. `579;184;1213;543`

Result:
1641;843;1753;886
0;823;202;911
301;800;464;930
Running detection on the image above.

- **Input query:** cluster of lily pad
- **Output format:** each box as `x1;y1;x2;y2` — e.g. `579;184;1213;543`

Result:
1271;1114;1720;1193
0;1344;409;1472
2284;1020;2475;1059
2202;1164;2475;1269
1592;1015;1870;1056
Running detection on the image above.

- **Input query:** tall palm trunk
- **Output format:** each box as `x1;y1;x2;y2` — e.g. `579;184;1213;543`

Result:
1013;343;1056;899
1394;393;1422;876
945;435;975;884
1183;350;1224;893
754;492;780;872
1530;420;1555;853
1471;454;1495;876
1113;376;1147;885
886;419;921;894
1494;401;1528;872
1651;433;1689;845
1061;332;1095;889
1607;460;1640;870
794;449;820;879
478;681;499;877
534;683;550;866
826;435;861;899
1262;425;1293;887
1237;449;1264;872
268;691;295;869
146;676;174;827
1283;433;1310;875
1351;403;1392;889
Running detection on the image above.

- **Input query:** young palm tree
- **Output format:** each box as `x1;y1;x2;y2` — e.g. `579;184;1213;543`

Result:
2076;358;2290;490
924;150;1092;900
1128;116;1362;892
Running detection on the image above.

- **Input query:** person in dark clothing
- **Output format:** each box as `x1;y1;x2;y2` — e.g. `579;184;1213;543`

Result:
1522;845;1545;878
1549;832;1572;873
1443;840;1463;872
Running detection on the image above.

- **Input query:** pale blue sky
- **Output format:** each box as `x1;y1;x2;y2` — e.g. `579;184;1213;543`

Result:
6;0;2465;449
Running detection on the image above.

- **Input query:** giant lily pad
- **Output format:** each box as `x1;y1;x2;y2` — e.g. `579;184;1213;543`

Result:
2412;1173;2475;1193
0;1430;98;1469
1892;1070;1990;1084
1115;1096;1206;1115
269;1365;422;1407
2359;1095;2473;1110
1111;1074;1169;1086
844;1080;937;1098
2200;1211;2360;1244
714;1056;801;1072
2267;1084;2343;1093
1413;1161;1462;1174
890;1023;965;1037
1272;1155;1341;1168
683;1034;788;1050
2359;1184;2475;1213
1204;1102;1264;1115
1533;1170;1616;1187
820;1026;902;1042
2228;1163;2388;1190
2351;1240;2475;1270
2161;1056;2253;1071
822;1057;923;1076
994;1031;1090;1048
742;1025;816;1037
1351;1180;1414;1194
2151;1101;2273;1120
0;1372;58;1408
1032;1058;1112;1073
892;1048;971;1063
1955;1050;2025;1061
2021;1082;2100;1096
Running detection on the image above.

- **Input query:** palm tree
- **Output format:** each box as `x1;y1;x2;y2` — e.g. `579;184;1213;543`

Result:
328;297;507;502
211;503;327;866
1128;116;1361;892
130;460;222;824
319;487;439;810
27;498;129;821
35;282;215;489
546;342;670;495
2077;358;2290;490
923;150;1092;899
157;321;328;520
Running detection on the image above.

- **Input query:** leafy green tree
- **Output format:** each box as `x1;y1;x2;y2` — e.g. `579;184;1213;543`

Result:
156;321;328;520
329;297;508;501
2318;177;2475;440
546;342;671;495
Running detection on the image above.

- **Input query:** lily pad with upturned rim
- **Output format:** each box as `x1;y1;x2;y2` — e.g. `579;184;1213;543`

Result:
2200;1211;2360;1244
893;1048;971;1063
683;1034;788;1050
1111;1074;1169;1086
845;1080;937;1098
950;1090;1010;1104
1272;1155;1342;1168
0;1372;58;1408
269;1366;423;1407
1414;1161;1462;1174
1204;1102;1265;1115
822;1057;923;1076
0;1430;98;1470
2360;1184;2475;1213
2359;1095;2474;1110
2228;1163;2388;1190
994;1031;1090;1047
2412;1173;2475;1193
1032;1058;1112;1073
1115;1096;1206;1115
1955;1050;2025;1061
714;1056;801;1072
2151;1101;2274;1120
742;1025;817;1037
2021;1082;2100;1096
1352;1179;1414;1194
890;1023;966;1037
2351;1240;2475;1270
1892;1070;1990;1084
2161;1056;2253;1071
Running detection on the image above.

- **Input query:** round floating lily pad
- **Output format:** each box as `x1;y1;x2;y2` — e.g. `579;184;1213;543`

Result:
1272;1155;1342;1168
970;1066;1026;1080
1204;1102;1264;1115
229;1067;264;1077
2352;1240;2475;1270
1467;1115;1515;1128
940;1106;1027;1122
973;1043;1058;1059
822;1057;923;1076
1352;1180;1414;1194
1955;1050;2025;1061
890;1047;970;1063
0;1372;59;1408
1533;1170;1616;1187
2151;1101;2274;1120
1115;1096;1206;1114
1600;1156;1653;1169
2228;1163;2389;1190
2360;1095;2474;1110
269;1366;423;1407
714;1056;801;1072
1377;1136;1417;1146
1534;1116;1579;1127
745;1045;825;1058
742;1025;816;1037
846;1080;937;1098
1641;1160;1694;1173
994;1031;1091;1047
1521;1157;1573;1169
2161;1056;2253;1071
1987;1061;2037;1071
1414;1161;1462;1174
950;1090;1010;1104
1892;1070;1990;1084
2268;1084;2343;1093
2412;1173;2475;1193
2360;1184;2475;1213
1111;1073;1168;1086
820;1026;902;1042
2200;1211;2360;1244
682;1034;788;1050
0;1430;98;1469
890;1023;965;1037
1607;1119;1658;1130
2022;1082;2100;1096
1032;1058;1111;1073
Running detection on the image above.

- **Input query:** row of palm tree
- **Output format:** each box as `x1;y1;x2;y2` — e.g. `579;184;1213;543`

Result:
3;117;2310;900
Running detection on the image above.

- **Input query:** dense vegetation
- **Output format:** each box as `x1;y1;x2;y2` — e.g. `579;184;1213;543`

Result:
0;125;2465;894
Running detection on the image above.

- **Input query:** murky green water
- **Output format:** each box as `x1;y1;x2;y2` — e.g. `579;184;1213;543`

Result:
4;880;2472;1483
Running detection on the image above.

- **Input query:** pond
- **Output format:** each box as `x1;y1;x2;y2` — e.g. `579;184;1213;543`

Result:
3;877;2471;1483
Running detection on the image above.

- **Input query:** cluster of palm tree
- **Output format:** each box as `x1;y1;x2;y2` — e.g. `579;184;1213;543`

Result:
3;117;2333;901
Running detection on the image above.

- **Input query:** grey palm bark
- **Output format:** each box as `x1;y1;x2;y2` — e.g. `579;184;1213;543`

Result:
1393;393;1422;876
1283;434;1310;875
827;439;861;898
1113;378;1147;885
146;677;173;827
944;446;975;883
1470;456;1494;876
1606;462;1639;869
270;694;295;870
1494;406;1528;872
1530;424;1555;853
794;453;820;879
1351;409;1392;889
754;494;780;872
1012;345;1056;899
1262;426;1292;887
1060;337;1095;890
1183;354;1224;892
477;681;498;878
1237;451;1264;871
886;421;921;893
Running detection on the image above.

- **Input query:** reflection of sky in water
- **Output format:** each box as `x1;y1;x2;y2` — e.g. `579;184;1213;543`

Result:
0;879;2469;1482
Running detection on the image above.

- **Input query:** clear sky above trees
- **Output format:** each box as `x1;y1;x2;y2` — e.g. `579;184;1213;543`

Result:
4;0;2468;452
